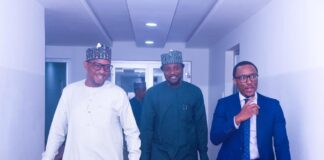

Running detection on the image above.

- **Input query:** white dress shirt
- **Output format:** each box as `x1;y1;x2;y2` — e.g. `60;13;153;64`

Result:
42;80;141;160
234;93;260;159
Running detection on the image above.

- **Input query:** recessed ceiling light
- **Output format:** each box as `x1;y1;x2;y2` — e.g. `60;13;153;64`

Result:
145;41;154;45
145;22;157;27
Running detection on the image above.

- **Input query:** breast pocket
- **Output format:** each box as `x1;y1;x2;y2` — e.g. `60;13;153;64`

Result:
180;104;194;122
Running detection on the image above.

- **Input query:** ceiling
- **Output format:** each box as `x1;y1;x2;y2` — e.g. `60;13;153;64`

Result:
38;0;271;48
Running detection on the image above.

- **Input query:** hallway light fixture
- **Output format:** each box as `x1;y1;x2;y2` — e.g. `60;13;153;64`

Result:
145;40;154;45
145;22;157;27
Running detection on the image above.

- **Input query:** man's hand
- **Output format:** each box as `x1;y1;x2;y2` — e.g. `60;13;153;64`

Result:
234;97;259;125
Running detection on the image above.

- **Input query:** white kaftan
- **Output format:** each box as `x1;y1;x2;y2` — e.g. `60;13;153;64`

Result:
42;80;141;160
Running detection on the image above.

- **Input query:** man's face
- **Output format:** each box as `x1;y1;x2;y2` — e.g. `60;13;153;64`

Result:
84;59;111;87
135;88;146;100
234;64;258;98
162;63;183;86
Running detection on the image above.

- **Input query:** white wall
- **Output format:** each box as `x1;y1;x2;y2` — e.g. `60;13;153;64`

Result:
0;0;45;159
209;0;324;159
208;46;226;159
46;42;210;119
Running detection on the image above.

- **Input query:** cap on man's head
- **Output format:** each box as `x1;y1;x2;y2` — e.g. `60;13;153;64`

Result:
161;50;183;65
86;43;111;61
134;81;146;90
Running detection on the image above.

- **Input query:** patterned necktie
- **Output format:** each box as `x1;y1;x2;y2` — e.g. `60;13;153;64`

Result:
242;98;250;160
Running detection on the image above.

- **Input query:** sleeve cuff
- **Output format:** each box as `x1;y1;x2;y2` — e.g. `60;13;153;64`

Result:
233;116;240;129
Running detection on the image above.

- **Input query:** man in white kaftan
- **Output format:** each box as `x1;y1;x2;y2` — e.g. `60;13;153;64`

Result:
42;44;141;160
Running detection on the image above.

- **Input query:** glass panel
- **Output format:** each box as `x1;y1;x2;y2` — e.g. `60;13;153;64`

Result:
153;68;164;85
183;61;192;83
111;60;191;89
115;68;145;98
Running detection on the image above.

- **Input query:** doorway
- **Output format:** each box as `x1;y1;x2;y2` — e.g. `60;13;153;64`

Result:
45;60;69;143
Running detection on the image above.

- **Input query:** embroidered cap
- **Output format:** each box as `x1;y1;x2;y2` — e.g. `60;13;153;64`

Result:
161;50;183;65
86;43;111;61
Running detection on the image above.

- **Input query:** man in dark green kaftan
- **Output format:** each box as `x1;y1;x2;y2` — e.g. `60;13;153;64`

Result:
140;50;209;160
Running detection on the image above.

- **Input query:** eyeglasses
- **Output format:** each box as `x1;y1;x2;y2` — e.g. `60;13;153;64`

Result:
88;61;113;71
235;73;258;82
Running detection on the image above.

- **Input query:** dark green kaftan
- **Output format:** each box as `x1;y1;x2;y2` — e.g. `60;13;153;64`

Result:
140;81;209;160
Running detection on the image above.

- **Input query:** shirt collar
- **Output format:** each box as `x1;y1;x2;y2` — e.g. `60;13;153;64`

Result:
239;92;258;102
